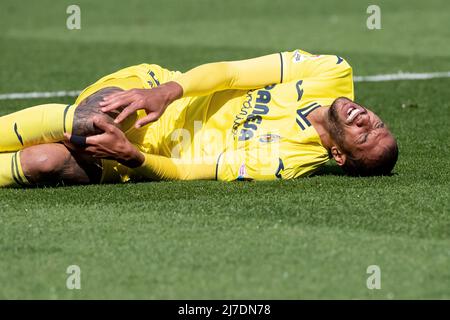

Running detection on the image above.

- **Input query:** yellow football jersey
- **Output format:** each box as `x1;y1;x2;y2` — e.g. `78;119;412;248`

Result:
214;50;354;180
75;63;181;104
72;49;354;182
140;50;354;181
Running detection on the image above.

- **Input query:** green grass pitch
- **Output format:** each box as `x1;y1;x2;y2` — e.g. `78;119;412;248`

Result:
0;0;449;299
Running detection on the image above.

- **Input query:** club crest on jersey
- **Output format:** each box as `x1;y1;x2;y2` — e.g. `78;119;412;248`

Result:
259;133;281;143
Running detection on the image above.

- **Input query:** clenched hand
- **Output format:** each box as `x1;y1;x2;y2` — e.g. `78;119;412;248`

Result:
99;81;183;128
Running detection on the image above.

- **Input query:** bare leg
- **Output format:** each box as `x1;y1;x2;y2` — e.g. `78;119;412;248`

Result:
20;143;102;186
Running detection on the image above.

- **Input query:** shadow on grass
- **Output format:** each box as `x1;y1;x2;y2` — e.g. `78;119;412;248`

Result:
310;163;399;178
310;163;345;177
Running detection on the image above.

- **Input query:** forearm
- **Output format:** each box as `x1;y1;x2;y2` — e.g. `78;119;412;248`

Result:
173;53;283;97
132;152;216;181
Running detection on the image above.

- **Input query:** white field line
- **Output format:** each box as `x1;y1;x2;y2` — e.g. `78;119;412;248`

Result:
0;90;81;100
353;71;450;82
0;71;449;100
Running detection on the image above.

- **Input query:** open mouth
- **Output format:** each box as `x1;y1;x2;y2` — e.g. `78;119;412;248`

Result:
345;105;366;124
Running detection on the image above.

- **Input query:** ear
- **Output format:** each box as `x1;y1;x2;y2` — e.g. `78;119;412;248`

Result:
331;146;346;167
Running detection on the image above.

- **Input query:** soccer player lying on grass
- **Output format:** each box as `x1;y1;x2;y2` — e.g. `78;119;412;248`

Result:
0;49;398;187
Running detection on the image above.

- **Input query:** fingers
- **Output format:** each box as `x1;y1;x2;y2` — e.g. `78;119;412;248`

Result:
99;90;128;104
63;133;92;156
63;133;78;151
63;132;87;148
84;146;108;158
115;103;140;124
63;124;118;159
100;90;127;103
85;134;100;146
135;112;160;128
70;135;88;147
92;116;116;133
64;121;106;148
63;132;71;142
99;91;134;112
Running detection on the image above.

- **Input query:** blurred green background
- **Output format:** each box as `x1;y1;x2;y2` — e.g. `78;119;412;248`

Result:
1;0;449;92
0;0;449;299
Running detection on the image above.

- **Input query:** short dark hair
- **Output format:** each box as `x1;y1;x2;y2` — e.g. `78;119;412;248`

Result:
342;139;399;176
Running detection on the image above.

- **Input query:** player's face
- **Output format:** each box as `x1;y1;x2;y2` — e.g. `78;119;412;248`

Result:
328;97;394;162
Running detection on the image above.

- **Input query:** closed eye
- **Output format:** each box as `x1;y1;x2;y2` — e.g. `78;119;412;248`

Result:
375;122;385;129
359;122;384;144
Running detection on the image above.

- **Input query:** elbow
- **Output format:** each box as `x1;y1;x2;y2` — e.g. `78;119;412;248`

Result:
214;61;237;88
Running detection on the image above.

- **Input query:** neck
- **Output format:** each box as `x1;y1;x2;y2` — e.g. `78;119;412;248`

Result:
306;106;334;150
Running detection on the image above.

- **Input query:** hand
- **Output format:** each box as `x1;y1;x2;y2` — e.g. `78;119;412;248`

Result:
64;117;145;168
99;81;183;128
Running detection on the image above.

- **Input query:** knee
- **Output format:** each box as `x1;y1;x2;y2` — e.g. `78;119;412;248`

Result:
21;144;69;183
73;87;137;136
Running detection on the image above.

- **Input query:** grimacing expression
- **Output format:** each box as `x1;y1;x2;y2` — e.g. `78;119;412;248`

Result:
328;97;395;164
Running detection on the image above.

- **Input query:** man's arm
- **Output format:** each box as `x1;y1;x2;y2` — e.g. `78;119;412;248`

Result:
99;53;285;127
133;153;216;181
65;116;216;181
173;53;283;96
